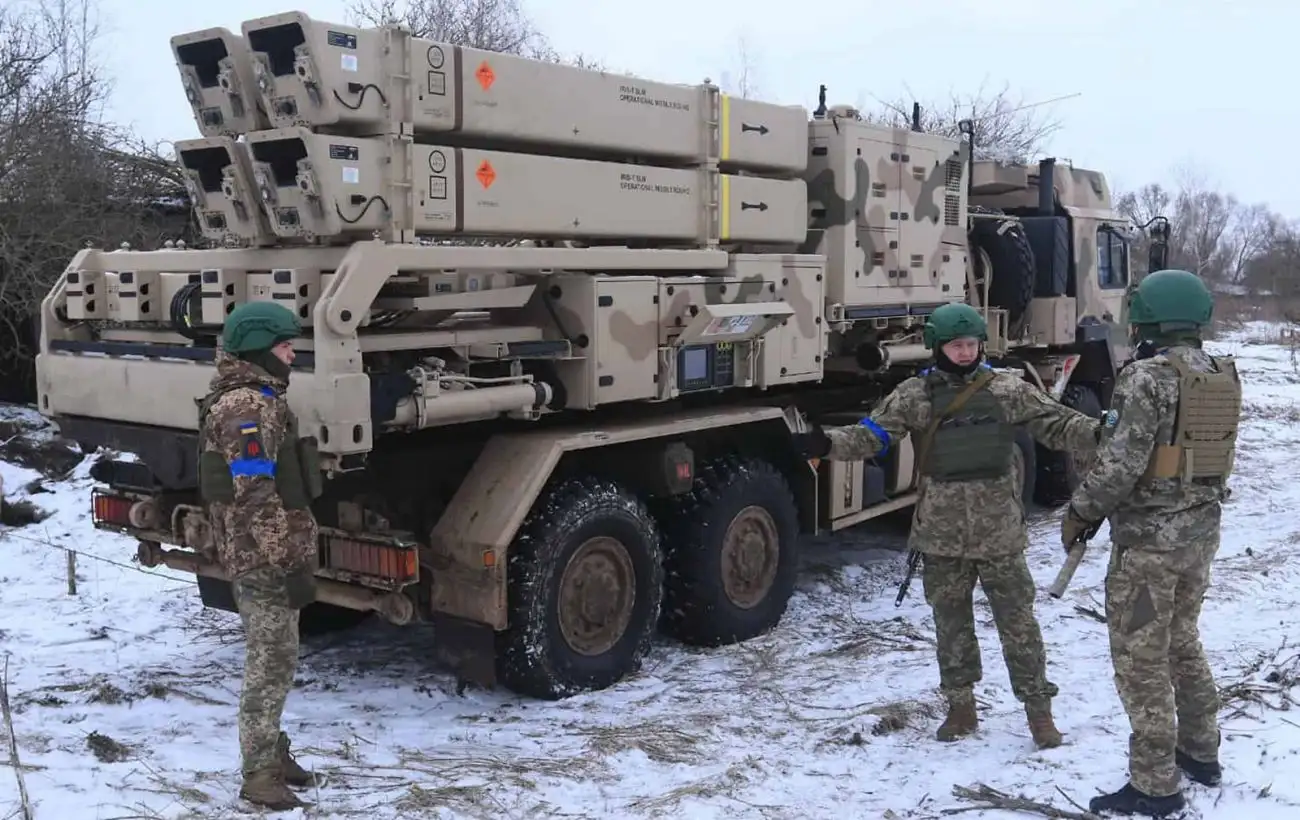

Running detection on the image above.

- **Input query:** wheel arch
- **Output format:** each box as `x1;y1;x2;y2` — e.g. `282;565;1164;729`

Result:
427;405;815;631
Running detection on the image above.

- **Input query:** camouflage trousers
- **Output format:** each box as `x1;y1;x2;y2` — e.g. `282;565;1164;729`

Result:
1105;539;1220;797
234;568;301;776
921;552;1058;704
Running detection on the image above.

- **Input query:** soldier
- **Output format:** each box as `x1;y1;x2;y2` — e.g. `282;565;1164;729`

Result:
1062;270;1240;817
792;303;1100;748
197;301;324;811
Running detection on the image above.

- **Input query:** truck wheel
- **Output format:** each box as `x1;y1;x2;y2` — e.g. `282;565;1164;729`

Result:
654;455;799;647
970;207;1036;329
1014;427;1038;511
496;476;664;699
1034;383;1104;506
299;603;373;638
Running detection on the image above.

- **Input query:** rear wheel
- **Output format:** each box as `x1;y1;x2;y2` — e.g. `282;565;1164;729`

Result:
653;455;799;647
496;476;664;699
1034;383;1103;505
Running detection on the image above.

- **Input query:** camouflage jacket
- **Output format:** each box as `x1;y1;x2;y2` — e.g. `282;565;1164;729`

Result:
199;352;318;577
1069;345;1230;551
826;365;1100;558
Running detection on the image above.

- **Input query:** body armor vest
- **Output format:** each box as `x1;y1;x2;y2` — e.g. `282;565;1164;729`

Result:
921;372;1014;482
1142;353;1242;484
196;384;323;510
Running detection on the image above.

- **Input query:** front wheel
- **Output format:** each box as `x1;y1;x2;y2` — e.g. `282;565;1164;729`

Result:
496;476;664;699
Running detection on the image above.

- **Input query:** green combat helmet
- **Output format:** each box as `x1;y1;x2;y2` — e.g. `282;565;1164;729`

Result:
1128;269;1214;332
221;302;303;354
923;303;988;349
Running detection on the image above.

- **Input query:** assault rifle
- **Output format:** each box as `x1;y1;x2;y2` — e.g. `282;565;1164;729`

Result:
895;548;922;606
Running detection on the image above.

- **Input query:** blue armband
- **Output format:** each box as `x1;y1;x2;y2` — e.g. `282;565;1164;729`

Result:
857;417;891;456
229;457;276;477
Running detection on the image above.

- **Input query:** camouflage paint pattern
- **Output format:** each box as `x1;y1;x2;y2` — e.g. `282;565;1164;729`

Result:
534;254;826;409
1103;539;1220;797
201;351;319;577
1070;344;1234;797
923;552;1058;704
233;566;302;775
824;366;1100;558
802;118;970;310
1068;346;1231;549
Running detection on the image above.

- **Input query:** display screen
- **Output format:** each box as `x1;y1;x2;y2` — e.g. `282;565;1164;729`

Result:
682;347;708;382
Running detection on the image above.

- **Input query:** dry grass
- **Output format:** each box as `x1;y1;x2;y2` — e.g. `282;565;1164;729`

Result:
1219;638;1300;719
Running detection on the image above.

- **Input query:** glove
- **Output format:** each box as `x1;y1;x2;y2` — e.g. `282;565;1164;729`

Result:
1060;505;1097;552
282;565;318;610
790;426;832;460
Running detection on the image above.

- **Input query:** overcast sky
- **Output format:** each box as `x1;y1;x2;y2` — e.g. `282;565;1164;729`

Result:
95;0;1291;215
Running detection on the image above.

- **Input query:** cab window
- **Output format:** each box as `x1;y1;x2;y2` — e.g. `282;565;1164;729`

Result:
1097;226;1129;290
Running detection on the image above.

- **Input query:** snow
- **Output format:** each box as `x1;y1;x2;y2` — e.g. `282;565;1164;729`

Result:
2;323;1299;819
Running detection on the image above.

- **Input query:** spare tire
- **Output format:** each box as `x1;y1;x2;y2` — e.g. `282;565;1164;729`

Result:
969;206;1036;330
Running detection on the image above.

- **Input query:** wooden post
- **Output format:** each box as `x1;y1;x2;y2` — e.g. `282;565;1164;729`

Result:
66;549;76;595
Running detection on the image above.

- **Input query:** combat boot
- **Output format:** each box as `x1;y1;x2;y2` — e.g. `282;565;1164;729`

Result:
1025;700;1062;749
277;731;319;788
935;693;978;741
240;767;309;811
1089;783;1185;817
1175;748;1222;786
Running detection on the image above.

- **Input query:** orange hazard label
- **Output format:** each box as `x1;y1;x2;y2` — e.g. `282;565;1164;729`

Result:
475;61;495;90
476;160;496;188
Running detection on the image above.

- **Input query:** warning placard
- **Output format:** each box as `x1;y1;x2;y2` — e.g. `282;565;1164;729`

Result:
476;160;496;188
475;62;495;90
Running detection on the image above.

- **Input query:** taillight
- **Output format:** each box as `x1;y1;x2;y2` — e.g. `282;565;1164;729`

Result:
322;534;419;583
91;490;135;527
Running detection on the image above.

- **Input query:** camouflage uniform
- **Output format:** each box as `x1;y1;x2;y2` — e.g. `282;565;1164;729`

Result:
1065;271;1240;817
822;363;1098;746
198;302;323;811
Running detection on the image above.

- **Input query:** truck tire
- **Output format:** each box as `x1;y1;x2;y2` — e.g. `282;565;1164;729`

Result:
299;603;373;638
970;208;1036;328
1014;427;1037;511
496;475;664;699
653;455;799;647
1034;383;1104;506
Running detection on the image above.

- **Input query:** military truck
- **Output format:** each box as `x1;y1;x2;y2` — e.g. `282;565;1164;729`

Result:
34;11;1166;699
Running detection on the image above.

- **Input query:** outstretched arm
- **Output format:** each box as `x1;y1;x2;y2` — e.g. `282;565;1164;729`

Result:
1068;366;1160;523
1003;379;1101;454
824;381;920;461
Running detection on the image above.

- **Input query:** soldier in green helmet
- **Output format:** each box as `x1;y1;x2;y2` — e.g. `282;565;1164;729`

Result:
793;302;1101;749
1063;270;1242;817
197;301;323;810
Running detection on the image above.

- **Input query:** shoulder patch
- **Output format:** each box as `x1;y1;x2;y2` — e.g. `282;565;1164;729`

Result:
1103;408;1119;427
239;423;266;459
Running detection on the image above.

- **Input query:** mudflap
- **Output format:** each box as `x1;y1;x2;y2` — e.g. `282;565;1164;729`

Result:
431;613;498;692
197;574;238;613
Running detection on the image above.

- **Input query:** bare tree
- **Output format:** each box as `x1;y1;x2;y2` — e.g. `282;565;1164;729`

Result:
347;0;604;68
864;80;1066;162
718;34;762;99
0;0;186;388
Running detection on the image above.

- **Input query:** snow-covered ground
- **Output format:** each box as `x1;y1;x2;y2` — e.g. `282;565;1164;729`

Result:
2;322;1299;819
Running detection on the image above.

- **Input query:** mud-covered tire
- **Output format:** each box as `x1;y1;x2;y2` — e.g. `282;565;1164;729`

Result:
496;476;664;700
970;207;1036;328
298;603;373;638
653;455;799;647
1034;383;1104;506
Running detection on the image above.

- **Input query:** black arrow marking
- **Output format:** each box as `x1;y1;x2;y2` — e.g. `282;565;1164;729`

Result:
740;201;768;211
740;123;769;135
